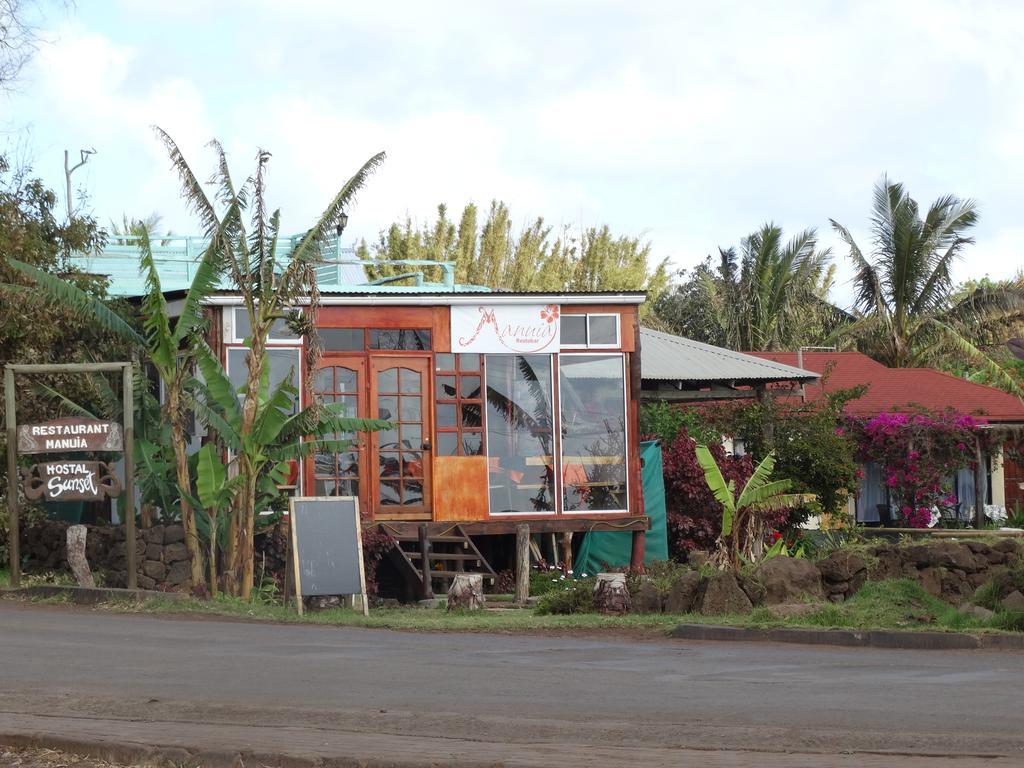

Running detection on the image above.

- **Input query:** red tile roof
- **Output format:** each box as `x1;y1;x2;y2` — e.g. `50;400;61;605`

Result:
747;351;1024;423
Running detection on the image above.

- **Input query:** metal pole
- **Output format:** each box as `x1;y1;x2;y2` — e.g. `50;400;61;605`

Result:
122;363;137;589
5;367;20;588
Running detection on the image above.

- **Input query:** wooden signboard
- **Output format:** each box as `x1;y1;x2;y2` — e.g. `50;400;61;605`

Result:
23;461;122;502
289;496;369;616
17;417;123;454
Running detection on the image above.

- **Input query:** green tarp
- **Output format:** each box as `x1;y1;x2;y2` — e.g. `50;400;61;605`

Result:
574;440;668;575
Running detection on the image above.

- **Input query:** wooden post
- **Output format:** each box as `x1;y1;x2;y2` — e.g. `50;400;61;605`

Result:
514;523;530;605
630;529;646;572
5;366;20;588
757;385;774;447
122;363;137;589
562;531;573;575
418;523;433;600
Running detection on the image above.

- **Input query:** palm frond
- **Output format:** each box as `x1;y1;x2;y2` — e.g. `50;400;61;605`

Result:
153;126;220;236
4;258;145;346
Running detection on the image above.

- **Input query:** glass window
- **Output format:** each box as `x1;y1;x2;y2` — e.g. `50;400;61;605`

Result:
226;347;301;414
320;328;364;351
435;354;486;457
560;315;587;346
370;329;432;350
559;354;628;512
588;315;619;346
233;308;298;342
485;354;555;513
313;364;363;498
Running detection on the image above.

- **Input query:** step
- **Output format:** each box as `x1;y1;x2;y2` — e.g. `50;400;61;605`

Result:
393;535;470;545
406;552;481;561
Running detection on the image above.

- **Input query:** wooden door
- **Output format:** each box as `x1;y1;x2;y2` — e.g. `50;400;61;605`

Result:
370;357;433;520
309;357;369;515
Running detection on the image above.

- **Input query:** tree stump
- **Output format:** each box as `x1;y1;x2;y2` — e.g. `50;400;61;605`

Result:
594;573;631;615
66;525;96;588
447;573;485;611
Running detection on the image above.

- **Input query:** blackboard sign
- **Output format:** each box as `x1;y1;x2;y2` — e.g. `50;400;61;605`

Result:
289;496;368;616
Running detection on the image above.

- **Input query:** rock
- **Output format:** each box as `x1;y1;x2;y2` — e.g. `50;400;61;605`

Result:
700;572;753;616
868;547;902;581
687;551;710;570
166;560;191;586
137;575;157;590
965;542;990;555
968;571;992;589
142;526;165;545
826;580;850;595
940;568;972;603
164;524;186;545
142;560;167;581
817;550;867;584
145;543;164;561
1002;590;1024;611
755;557;825;605
767;602;825;619
163;542;189;563
593;573;631;615
986;550;1008;566
664;571;702;614
917;567;943;598
828;593;845;603
904;544;936;568
992;539;1022;555
633;582;664;614
959;603;995;622
738;573;766;606
934;543;985;573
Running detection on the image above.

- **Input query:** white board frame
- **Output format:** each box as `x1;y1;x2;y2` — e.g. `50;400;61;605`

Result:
289;496;369;617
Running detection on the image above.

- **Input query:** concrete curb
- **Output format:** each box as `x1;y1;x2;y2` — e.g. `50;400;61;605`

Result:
672;623;1024;650
1;585;186;605
0;731;503;768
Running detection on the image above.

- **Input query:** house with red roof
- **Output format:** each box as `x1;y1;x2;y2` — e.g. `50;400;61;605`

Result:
748;351;1024;522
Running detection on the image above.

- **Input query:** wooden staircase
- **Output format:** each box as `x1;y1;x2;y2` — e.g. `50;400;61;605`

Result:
384;523;496;600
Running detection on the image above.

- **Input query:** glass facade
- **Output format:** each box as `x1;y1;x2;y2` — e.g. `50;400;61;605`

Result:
558;354;628;512
484;354;556;514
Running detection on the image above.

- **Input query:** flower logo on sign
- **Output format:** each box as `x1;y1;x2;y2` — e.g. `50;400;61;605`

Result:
540;305;559;324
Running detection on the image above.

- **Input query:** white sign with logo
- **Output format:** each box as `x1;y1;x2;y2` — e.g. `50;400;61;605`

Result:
451;304;561;354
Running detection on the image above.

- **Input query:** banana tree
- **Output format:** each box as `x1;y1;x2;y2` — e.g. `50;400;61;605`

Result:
190;343;390;594
194;443;242;596
3;157;241;585
163;139;385;597
695;446;813;569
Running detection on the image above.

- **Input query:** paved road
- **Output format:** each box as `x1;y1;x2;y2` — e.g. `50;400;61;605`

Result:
1;602;1022;767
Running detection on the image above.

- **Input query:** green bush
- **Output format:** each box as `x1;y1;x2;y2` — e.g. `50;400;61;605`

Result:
534;578;596;615
530;569;567;596
990;610;1024;632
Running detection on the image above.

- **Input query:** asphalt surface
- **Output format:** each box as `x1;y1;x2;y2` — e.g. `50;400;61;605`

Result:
1;602;1023;767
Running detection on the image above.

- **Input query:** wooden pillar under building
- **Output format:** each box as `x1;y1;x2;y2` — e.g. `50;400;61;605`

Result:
122;362;137;589
514;523;530;605
562;532;573;575
418;523;434;600
630;529;646;572
974;436;989;528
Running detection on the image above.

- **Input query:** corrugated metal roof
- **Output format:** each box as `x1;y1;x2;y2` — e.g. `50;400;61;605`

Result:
640;327;819;383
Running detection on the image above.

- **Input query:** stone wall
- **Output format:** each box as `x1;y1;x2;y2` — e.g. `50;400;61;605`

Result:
20;521;192;590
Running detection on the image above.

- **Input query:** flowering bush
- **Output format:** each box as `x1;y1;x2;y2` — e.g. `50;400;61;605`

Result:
847;409;983;528
661;428;754;558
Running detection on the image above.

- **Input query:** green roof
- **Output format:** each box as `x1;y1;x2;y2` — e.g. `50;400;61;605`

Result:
71;235;492;297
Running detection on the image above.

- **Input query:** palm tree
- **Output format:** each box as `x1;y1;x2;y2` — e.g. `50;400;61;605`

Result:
702;223;836;351
830;177;1024;392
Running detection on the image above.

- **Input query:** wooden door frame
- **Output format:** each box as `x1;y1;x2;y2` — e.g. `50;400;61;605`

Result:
369;355;434;521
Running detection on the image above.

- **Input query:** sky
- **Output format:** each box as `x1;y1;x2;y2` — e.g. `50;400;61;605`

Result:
3;0;1023;308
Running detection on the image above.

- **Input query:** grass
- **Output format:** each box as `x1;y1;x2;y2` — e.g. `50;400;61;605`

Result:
0;577;1006;636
